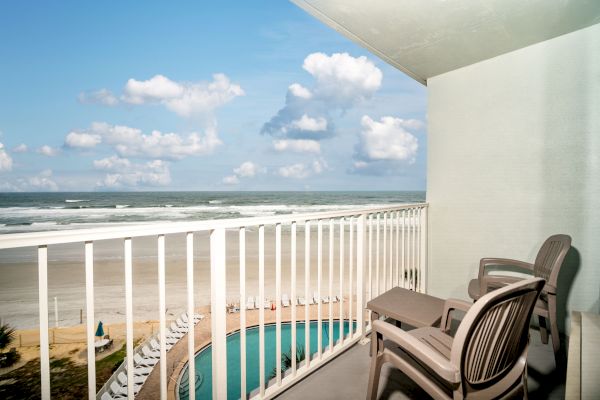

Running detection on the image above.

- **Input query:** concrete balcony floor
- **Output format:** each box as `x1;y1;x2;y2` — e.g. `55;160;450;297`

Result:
277;328;565;400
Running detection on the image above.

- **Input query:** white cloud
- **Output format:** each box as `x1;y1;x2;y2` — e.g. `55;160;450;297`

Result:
262;52;382;140
273;139;320;153
78;89;119;106
312;158;328;174
303;52;382;104
278;163;310;179
289;114;327;132
96;159;171;188
288;83;312;99
65;131;102;148
26;169;58;191
0;143;13;171
12;144;28;153
233;161;260;178
71;122;222;160
222;175;239;185
37;145;59;157
358;116;419;163
93;155;131;171
121;73;244;117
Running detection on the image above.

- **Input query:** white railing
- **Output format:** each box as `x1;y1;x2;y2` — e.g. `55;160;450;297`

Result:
0;203;428;400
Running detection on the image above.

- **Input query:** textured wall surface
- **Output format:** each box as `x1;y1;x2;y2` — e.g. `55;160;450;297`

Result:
427;23;600;333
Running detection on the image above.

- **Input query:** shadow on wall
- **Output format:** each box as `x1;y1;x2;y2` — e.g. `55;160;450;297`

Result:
556;247;580;333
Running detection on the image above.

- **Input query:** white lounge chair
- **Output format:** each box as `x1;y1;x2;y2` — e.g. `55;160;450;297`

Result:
282;294;291;307
263;298;271;309
246;296;255;310
134;353;158;367
332;295;339;303
110;381;138;397
312;292;320;305
118;371;146;386
322;296;330;304
298;297;306;306
170;321;187;334
174;318;189;330
101;391;125;400
129;364;153;376
142;346;160;359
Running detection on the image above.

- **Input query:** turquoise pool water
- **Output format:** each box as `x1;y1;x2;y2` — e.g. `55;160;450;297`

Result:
178;320;355;399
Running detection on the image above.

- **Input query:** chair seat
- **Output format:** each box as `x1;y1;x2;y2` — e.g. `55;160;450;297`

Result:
408;326;453;360
469;278;549;317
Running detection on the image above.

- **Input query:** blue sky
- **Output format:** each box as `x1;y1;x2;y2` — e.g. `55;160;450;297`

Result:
0;1;427;191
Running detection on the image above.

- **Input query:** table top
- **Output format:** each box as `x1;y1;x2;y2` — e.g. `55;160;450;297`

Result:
94;338;109;348
367;287;445;328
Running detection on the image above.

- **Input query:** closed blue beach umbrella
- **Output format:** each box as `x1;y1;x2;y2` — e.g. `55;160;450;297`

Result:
95;321;104;337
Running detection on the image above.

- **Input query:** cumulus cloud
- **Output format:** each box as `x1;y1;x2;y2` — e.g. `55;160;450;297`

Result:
273;139;320;153
12;144;28;153
120;73;244;117
96;159;171;188
65;131;102;148
0;143;13;171
352;115;423;174
78;89;119;106
25;169;59;191
223;161;264;184
262;52;381;142
277;158;327;179
68;122;222;160
37;145;59;157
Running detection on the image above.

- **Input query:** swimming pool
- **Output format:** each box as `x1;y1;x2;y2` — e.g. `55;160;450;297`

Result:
178;320;355;399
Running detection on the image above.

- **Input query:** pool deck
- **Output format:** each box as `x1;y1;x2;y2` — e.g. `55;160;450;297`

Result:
136;300;355;400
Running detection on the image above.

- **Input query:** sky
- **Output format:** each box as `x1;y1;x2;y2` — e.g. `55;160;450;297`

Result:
0;1;427;192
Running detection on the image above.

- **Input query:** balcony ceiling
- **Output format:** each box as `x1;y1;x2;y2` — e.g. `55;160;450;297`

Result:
292;0;600;85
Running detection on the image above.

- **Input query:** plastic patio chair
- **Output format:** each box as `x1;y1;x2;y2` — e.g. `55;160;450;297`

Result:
367;278;545;400
467;234;571;358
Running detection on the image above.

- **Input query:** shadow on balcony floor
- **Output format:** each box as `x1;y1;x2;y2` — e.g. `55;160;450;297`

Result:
277;330;565;400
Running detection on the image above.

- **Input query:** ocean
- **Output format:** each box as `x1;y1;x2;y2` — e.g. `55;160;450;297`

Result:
0;191;425;234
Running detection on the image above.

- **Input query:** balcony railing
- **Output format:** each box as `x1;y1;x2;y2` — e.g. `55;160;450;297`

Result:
0;203;428;400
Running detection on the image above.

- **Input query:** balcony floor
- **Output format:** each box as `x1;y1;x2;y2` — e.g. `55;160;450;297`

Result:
277;328;565;400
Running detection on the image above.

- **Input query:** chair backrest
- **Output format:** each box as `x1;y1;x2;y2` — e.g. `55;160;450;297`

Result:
451;278;545;398
532;234;571;286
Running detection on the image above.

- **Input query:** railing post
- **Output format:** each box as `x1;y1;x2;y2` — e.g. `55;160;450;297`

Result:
210;228;227;399
420;207;428;293
38;245;50;400
357;214;366;341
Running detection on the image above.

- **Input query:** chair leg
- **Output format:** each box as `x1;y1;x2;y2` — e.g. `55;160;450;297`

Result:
548;296;560;358
538;315;548;344
366;350;385;400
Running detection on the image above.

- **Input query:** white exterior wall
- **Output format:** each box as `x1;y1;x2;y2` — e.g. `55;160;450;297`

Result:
427;23;600;333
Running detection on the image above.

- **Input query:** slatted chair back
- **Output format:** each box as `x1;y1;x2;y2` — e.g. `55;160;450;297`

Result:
451;278;545;398
532;234;571;287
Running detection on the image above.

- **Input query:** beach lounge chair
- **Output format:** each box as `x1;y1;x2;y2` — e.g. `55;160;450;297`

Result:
129;364;153;376
282;293;291;307
142;345;160;359
312;292;319;305
150;338;172;352
322;295;330;304
246;296;255;310
170;321;188;334
263;298;271;309
110;381;138;397
118;371;146;386
332;295;339;303
367;278;545;400
175;318;189;330
298;296;306;306
134;353;158;367
467;234;571;360
101;391;126;400
181;312;202;324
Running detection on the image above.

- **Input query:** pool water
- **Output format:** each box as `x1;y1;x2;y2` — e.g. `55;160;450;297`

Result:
178;320;355;399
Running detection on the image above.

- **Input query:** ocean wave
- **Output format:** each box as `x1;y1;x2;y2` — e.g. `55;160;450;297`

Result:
65;199;90;203
115;204;130;209
208;200;222;204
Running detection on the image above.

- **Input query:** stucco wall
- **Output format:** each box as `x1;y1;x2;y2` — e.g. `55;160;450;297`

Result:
427;23;600;333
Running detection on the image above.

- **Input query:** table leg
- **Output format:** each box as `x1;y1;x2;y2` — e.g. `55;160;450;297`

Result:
370;311;379;357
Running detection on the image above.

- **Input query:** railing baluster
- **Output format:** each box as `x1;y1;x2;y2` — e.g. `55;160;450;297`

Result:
389;211;393;290
328;219;334;352
38;245;50;400
367;215;373;328
210;228;227;399
239;227;247;398
421;207;428;293
349;217;354;338
411;208;416;290
376;214;380;296
275;223;282;385
339;217;344;344
258;225;265;396
407;209;412;289
290;221;297;376
357;214;365;340
317;219;323;360
304;221;311;369
186;232;195;400
383;212;387;292
402;210;406;288
158;234;167;400
85;242;95;400
395;211;400;287
124;238;134;399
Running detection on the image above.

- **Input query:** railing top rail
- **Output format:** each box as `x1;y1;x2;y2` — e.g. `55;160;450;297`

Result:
0;203;427;249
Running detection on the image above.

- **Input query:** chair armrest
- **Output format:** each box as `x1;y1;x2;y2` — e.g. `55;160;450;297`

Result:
372;320;459;384
478;258;534;280
441;299;471;333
